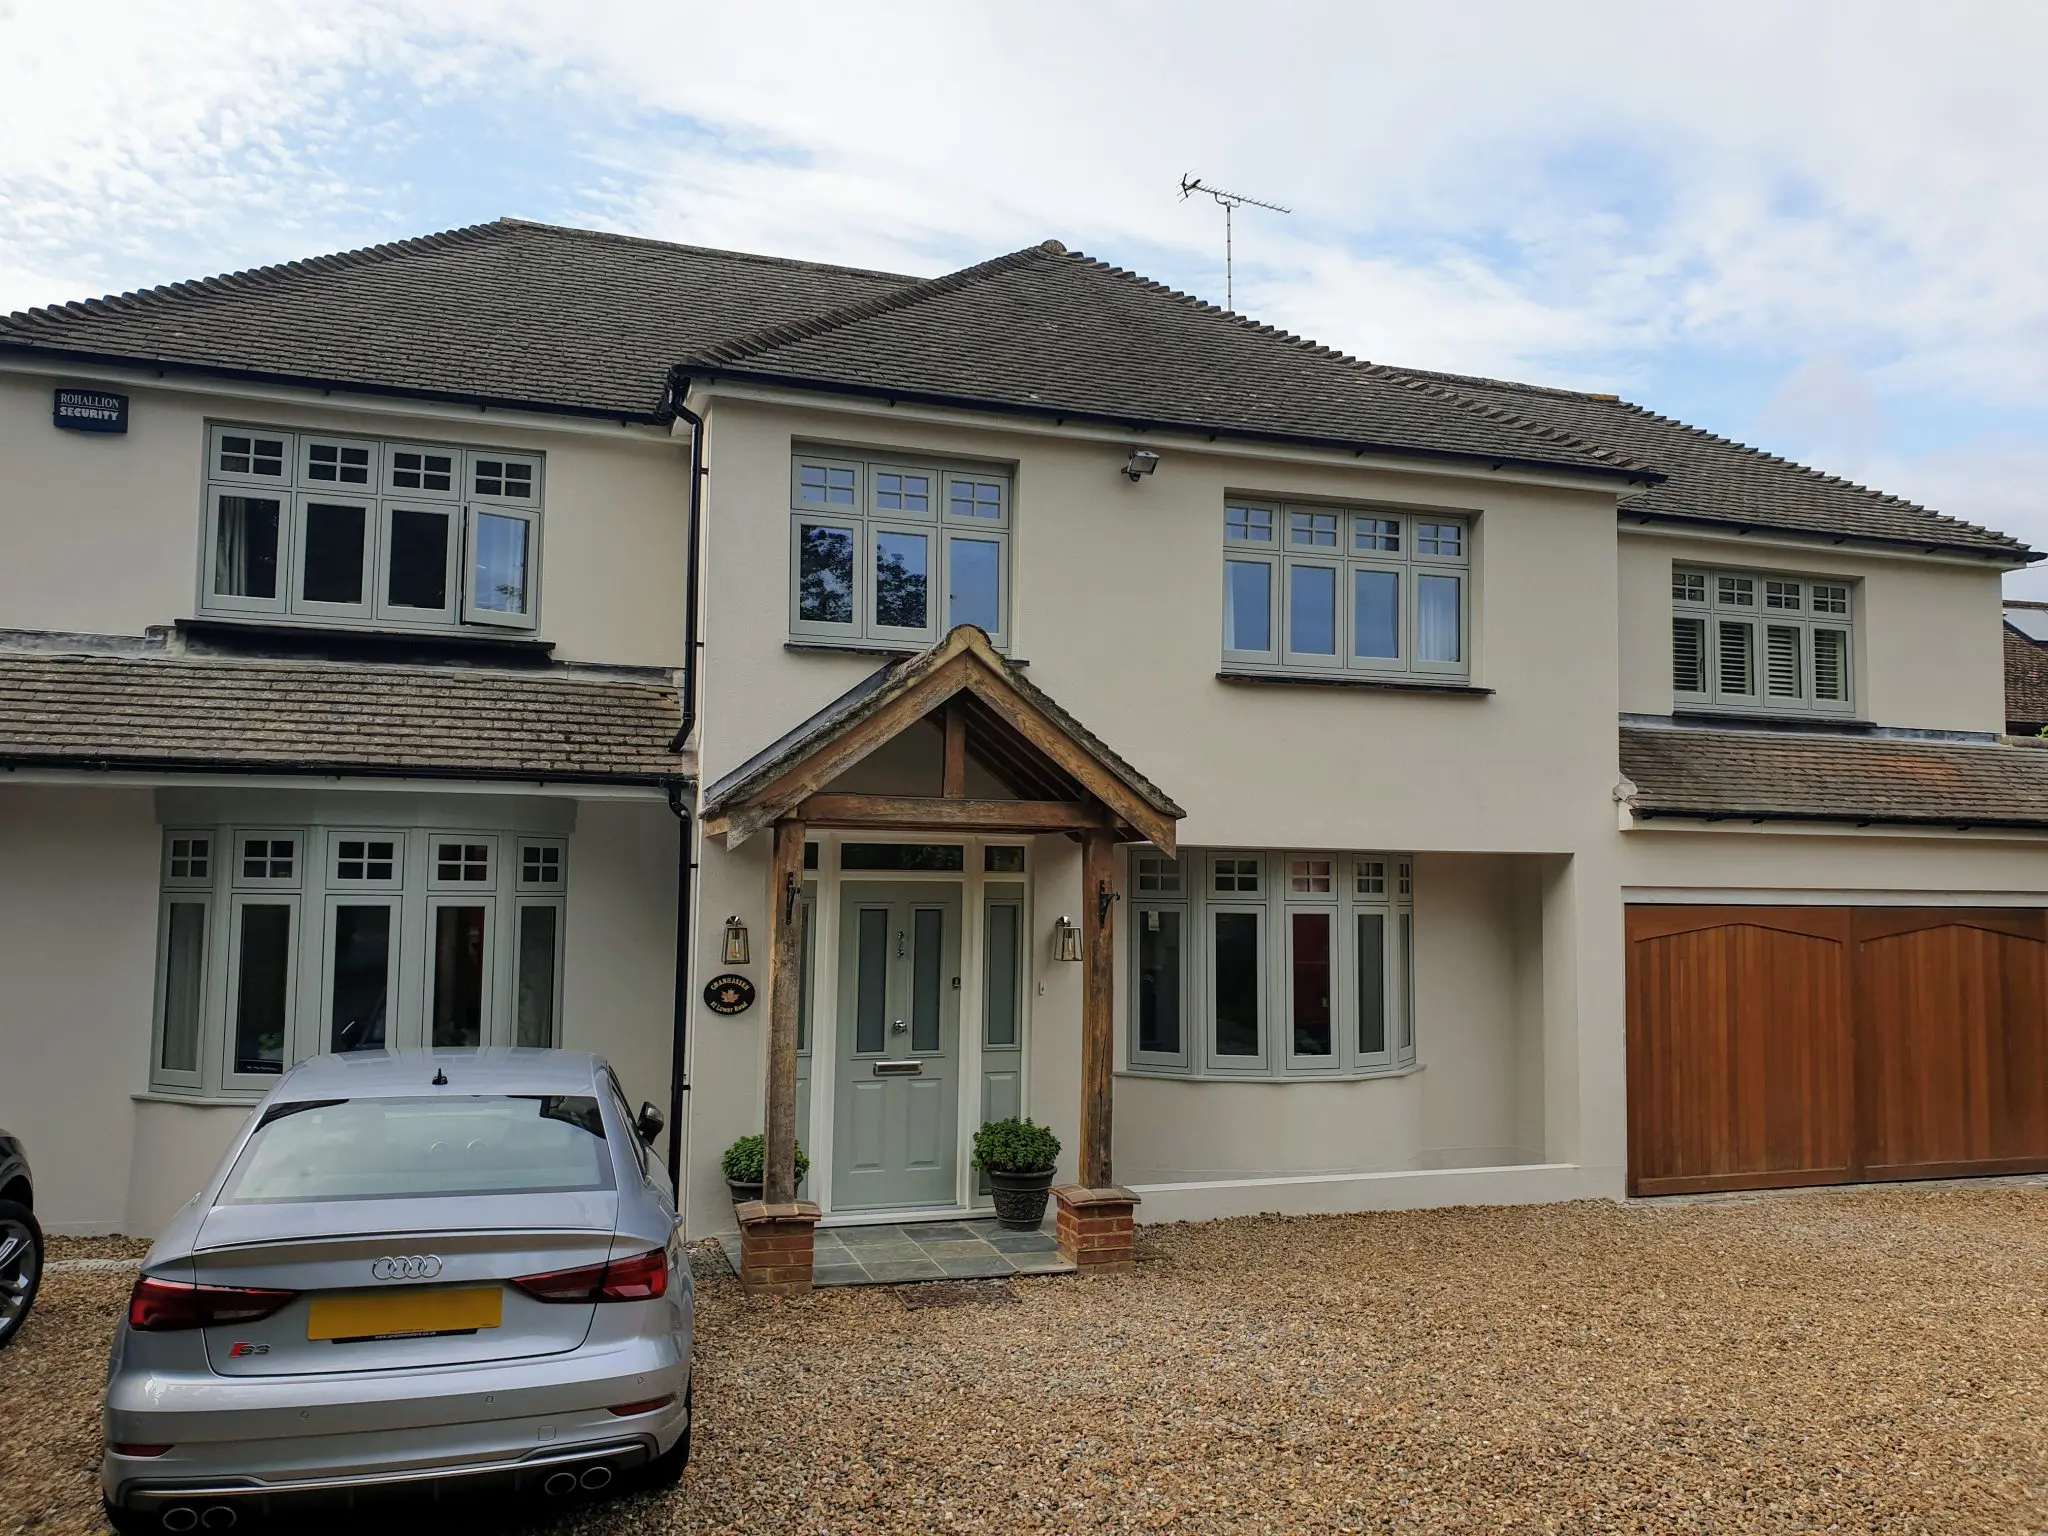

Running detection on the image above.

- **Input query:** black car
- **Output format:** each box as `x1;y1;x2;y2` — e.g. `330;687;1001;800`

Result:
0;1130;40;1347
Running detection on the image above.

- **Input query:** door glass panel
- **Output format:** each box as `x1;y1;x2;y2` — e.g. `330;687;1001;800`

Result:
911;907;943;1052
234;904;292;1075
387;508;451;610
515;905;559;1048
984;903;1020;1047
473;512;531;615
797;523;856;623
1213;911;1260;1057
161;902;206;1073
1356;912;1386;1054
432;905;488;1047
215;495;281;598
1290;564;1337;655
875;530;930;629
1418;573;1461;662
1398;912;1415;1051
1354;569;1399;658
1137;908;1182;1054
1225;560;1270;651
302;501;366;604
1291;911;1332;1056
797;897;814;1053
855;908;888;1054
329;905;391;1052
948;536;1001;634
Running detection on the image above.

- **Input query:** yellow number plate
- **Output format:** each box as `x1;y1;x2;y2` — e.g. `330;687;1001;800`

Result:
307;1288;502;1342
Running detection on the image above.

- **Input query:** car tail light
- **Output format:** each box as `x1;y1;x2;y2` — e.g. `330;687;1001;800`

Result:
127;1276;298;1332
606;1394;676;1417
512;1248;668;1304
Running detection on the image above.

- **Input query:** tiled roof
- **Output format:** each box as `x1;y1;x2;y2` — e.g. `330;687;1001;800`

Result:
1402;370;2028;559
1620;724;2048;829
2006;621;2048;731
685;244;1651;481
0;219;916;420
0;652;688;784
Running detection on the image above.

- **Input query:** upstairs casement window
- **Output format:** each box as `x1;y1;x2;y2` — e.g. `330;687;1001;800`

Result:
200;425;543;634
1129;848;1417;1079
790;453;1012;649
1222;501;1471;680
1672;565;1853;717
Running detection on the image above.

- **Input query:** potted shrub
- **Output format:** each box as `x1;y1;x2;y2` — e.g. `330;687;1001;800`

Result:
972;1118;1062;1230
721;1134;809;1205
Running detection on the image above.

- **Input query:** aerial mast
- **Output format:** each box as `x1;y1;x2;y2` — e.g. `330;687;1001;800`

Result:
1179;174;1291;310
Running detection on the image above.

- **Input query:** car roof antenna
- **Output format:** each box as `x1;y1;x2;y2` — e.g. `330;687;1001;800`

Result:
432;1067;448;1086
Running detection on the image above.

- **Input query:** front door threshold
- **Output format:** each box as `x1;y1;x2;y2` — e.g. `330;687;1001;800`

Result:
715;1214;1072;1288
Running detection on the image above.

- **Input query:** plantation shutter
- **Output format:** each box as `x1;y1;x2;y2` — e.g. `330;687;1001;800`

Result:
1813;627;1849;703
1716;620;1756;700
1765;624;1803;699
1673;616;1707;697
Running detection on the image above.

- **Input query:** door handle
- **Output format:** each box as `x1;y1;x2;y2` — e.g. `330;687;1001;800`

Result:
890;1019;908;1034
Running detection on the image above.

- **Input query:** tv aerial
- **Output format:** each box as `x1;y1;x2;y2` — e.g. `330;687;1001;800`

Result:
1179;174;1291;310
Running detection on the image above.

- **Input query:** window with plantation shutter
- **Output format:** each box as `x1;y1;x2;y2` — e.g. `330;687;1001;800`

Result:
1673;565;1854;717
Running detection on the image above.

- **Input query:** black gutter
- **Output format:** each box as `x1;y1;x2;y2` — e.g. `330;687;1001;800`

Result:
1633;806;2048;833
0;753;684;789
0;341;672;427
673;367;1663;487
1618;509;2037;565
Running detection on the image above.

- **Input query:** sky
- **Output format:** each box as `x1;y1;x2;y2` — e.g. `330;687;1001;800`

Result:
3;0;2047;591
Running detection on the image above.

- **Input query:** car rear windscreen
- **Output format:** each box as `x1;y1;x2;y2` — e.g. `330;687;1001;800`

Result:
219;1095;617;1203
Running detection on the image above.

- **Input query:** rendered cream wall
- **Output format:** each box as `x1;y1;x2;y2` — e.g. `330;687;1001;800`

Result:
0;368;691;668
1619;823;2048;896
1617;528;2010;732
0;787;158;1233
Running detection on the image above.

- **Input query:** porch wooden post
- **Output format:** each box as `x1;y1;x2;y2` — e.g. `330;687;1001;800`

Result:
1079;826;1116;1189
763;817;807;1205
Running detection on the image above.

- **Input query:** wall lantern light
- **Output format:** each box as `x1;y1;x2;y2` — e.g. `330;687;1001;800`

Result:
1052;915;1084;962
722;914;751;966
1121;448;1160;482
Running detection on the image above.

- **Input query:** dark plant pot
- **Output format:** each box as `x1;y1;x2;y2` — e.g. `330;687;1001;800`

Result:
986;1167;1056;1230
726;1178;764;1206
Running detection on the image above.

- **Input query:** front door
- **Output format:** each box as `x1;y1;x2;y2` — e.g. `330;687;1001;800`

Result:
833;882;963;1210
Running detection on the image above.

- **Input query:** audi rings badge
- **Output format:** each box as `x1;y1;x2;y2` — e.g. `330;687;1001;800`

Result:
370;1254;444;1281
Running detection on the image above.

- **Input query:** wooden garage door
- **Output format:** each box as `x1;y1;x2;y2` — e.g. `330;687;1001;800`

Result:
1626;905;2048;1196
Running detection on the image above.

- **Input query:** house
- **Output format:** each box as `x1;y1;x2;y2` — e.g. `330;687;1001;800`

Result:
6;219;2048;1287
2004;600;2048;735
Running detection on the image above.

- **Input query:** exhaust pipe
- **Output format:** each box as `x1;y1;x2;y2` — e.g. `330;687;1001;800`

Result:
200;1509;237;1530
160;1510;199;1533
578;1465;613;1491
543;1471;580;1496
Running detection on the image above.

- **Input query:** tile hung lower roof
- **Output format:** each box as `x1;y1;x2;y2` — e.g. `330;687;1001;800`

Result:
0;652;688;784
684;243;1652;481
1621;725;2048;829
0;219;918;420
2006;620;2048;729
1404;370;2029;559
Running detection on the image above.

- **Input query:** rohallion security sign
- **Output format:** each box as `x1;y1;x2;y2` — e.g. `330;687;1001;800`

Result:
53;388;128;433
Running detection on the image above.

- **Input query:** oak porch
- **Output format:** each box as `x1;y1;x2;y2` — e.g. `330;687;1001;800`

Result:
699;627;1183;1288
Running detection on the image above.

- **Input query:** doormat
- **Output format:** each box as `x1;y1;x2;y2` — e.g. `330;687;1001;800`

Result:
896;1278;1017;1309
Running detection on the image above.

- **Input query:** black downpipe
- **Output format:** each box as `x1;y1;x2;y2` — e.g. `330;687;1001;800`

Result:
663;380;707;1198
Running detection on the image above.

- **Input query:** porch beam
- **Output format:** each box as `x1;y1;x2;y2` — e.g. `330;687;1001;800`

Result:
1080;825;1116;1189
795;792;1114;834
942;702;967;798
762;817;807;1205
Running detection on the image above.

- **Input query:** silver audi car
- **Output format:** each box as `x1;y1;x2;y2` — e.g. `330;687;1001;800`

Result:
101;1050;692;1532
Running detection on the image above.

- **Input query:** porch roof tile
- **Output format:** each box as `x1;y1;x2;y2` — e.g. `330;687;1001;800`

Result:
0;649;689;785
1620;723;2048;830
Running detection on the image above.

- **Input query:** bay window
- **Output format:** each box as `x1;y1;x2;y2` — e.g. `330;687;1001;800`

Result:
149;824;567;1097
1222;502;1470;679
1129;848;1417;1079
200;425;542;634
1672;565;1853;716
790;452;1012;649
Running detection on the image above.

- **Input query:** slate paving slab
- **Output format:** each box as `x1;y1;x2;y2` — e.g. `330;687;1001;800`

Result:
715;1216;1069;1287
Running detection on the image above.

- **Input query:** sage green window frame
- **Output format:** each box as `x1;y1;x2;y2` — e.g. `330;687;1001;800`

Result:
1222;501;1471;680
1127;848;1416;1081
789;451;1013;649
198;423;544;636
1672;564;1855;717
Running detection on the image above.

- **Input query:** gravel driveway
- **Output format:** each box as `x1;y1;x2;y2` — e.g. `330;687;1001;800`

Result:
7;1185;2048;1534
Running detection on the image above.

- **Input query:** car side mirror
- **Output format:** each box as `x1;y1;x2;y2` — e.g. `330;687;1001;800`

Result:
635;1101;665;1146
